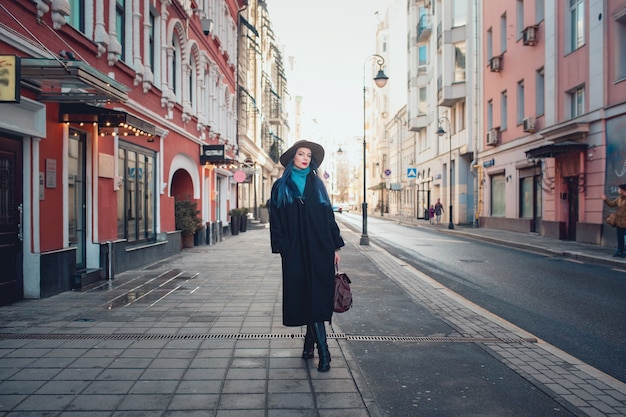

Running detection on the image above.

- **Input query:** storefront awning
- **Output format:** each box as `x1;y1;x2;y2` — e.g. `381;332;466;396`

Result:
20;58;128;103
60;103;157;138
525;141;588;159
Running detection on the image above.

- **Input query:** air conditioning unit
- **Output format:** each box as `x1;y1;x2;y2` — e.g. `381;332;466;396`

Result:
489;55;502;72
486;128;499;145
522;26;538;46
523;117;537;133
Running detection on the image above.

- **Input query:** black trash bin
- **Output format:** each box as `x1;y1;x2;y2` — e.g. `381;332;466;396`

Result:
424;209;430;221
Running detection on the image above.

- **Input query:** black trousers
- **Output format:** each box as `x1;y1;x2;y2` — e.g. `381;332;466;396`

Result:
616;226;626;253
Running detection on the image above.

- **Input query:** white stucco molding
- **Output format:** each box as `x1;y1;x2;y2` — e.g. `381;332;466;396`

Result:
168;153;200;199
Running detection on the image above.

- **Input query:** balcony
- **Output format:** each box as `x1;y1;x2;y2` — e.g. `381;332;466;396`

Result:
437;75;466;107
408;114;428;131
417;15;432;42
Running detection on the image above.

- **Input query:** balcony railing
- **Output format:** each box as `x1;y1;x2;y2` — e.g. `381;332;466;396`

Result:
417;14;432;42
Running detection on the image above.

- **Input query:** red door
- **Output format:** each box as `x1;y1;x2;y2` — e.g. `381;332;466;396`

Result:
0;135;23;305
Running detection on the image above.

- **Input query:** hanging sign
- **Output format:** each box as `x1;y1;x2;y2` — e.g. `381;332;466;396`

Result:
233;170;247;183
0;55;20;103
201;145;226;164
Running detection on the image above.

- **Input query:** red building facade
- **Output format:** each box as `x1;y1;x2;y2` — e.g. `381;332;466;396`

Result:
0;0;244;304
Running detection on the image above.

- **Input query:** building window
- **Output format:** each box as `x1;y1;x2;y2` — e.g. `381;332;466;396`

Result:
189;55;196;112
116;0;125;61
454;42;466;82
147;8;161;87
117;143;156;243
418;87;427;114
536;0;544;23
487;99;493;130
453;0;467;27
516;0;524;41
68;0;85;33
569;0;585;51
517;80;525;124
170;34;181;101
500;91;508;131
536;68;545;116
487;28;493;59
569;86;584;118
418;45;428;68
616;12;626;81
491;174;506;216
459;101;466;130
500;12;507;54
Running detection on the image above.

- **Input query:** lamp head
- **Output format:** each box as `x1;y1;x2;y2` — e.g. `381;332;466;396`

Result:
373;69;389;88
436;126;446;136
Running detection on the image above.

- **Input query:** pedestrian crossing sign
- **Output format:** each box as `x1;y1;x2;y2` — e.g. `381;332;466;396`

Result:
407;168;417;178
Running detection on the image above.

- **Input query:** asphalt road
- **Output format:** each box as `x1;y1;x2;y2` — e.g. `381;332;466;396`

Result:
336;213;626;385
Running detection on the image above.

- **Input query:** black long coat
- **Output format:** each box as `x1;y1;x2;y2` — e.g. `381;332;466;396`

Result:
269;173;345;326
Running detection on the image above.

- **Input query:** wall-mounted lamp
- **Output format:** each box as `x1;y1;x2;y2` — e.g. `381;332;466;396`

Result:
506;174;512;183
59;50;76;60
201;18;214;36
587;145;596;161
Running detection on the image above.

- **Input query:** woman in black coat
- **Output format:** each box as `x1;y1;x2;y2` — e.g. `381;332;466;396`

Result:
269;140;345;372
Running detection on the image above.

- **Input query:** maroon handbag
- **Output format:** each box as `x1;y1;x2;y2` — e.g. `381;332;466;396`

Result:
334;270;353;313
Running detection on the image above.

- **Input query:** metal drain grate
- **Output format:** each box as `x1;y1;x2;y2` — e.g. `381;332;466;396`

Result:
346;335;536;343
0;333;535;344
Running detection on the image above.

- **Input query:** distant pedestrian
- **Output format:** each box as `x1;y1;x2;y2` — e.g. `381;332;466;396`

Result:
602;184;626;257
434;198;444;224
269;140;345;372
429;205;435;224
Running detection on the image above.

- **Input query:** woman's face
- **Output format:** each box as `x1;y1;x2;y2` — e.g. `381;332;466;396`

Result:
620;187;626;196
293;147;312;169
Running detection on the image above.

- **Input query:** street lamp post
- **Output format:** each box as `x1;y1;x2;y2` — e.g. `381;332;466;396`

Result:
437;117;454;230
361;54;389;246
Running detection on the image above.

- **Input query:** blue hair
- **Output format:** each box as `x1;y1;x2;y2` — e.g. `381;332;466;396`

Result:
273;159;331;208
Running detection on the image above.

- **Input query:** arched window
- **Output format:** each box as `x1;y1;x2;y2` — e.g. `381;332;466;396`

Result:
189;54;197;113
170;34;182;102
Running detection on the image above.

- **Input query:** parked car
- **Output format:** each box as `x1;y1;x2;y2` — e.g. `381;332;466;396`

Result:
332;204;343;213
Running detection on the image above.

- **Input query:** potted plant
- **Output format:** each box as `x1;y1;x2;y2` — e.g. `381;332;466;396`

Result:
240;207;250;232
175;200;202;248
259;202;269;224
228;208;242;235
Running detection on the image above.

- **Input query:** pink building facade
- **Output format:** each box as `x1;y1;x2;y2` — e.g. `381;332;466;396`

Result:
480;0;626;245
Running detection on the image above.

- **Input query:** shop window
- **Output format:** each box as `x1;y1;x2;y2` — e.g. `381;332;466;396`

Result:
491;174;506;216
117;143;156;243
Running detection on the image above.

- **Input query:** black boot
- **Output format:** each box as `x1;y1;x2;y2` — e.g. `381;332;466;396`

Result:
311;322;331;372
302;325;314;359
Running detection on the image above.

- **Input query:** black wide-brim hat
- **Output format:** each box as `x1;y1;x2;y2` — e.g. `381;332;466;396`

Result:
279;140;325;167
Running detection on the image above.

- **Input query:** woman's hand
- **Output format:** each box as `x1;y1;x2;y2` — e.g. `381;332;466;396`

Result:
334;251;341;266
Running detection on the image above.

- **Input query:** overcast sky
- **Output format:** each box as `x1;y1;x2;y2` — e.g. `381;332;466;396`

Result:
267;0;392;150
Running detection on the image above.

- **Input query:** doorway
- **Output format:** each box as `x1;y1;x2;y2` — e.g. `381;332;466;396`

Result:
565;176;579;241
68;129;86;271
0;135;23;305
